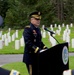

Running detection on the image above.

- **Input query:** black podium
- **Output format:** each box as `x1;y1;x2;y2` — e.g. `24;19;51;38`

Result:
38;42;69;75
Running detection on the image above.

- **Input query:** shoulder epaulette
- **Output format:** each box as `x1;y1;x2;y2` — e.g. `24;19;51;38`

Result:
25;25;30;28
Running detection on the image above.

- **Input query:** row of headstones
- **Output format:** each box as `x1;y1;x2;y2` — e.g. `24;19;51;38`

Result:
0;36;24;50
42;23;73;29
42;23;72;32
0;28;24;50
41;26;74;48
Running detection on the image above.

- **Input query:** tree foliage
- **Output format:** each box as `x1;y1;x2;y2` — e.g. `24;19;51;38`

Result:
0;0;74;28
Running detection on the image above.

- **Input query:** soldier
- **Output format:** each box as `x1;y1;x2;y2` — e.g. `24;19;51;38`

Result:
23;11;48;75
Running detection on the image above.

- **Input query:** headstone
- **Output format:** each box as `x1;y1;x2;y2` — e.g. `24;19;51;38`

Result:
8;36;11;43
65;33;70;46
15;30;18;38
63;31;66;41
8;28;11;32
12;33;15;41
50;25;53;31
66;24;69;29
0;31;2;38
63;29;71;42
54;24;57;28
49;35;56;46
56;30;60;35
15;40;20;50
58;25;61;31
5;38;9;46
0;40;3;49
70;23;73;27
62;23;65;27
20;36;24;47
65;29;71;35
7;32;10;37
42;30;46;38
72;39;74;48
2;35;5;41
4;34;7;39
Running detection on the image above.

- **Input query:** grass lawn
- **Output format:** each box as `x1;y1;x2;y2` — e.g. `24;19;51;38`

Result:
1;56;74;75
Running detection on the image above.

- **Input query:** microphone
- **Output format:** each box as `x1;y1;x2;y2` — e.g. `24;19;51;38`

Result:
44;27;55;34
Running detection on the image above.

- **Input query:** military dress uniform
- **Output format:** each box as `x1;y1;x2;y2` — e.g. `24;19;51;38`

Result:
23;23;47;75
23;11;47;75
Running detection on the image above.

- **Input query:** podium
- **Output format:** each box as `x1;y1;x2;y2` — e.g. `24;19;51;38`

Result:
38;42;69;75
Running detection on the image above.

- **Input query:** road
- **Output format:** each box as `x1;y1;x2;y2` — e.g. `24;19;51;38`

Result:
0;53;74;67
0;54;23;67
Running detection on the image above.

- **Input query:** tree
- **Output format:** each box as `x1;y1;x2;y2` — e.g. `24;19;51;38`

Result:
0;0;9;18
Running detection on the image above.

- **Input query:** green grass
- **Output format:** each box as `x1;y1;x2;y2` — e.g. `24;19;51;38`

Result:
69;56;74;69
1;56;74;75
2;62;28;75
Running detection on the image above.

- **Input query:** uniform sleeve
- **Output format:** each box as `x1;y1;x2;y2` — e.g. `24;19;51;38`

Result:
23;28;39;53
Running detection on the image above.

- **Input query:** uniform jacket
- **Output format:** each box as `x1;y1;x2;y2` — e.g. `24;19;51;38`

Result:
23;23;45;64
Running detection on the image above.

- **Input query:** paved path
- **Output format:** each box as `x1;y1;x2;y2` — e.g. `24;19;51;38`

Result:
0;54;23;67
0;53;74;67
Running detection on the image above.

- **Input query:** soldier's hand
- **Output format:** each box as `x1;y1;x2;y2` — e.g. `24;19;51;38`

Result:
43;46;48;50
34;47;41;53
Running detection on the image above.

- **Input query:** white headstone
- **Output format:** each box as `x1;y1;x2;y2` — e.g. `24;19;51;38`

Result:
8;36;11;43
4;34;7;39
63;31;66;41
62;23;65;27
49;35;56;46
50;25;53;31
12;33;15;41
15;30;18;38
2;35;5;41
54;24;57;28
50;24;53;28
5;38;9;46
7;32;10;37
72;39;74;48
66;24;69;29
42;31;46;38
20;37;24;47
15;40;20;50
70;23;73;27
65;29;71;35
8;28;11;32
0;31;2;38
0;40;3;49
65;33;70;46
56;30;60;35
58;25;61;31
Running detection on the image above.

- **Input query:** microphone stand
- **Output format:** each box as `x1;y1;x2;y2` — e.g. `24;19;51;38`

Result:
50;33;60;44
